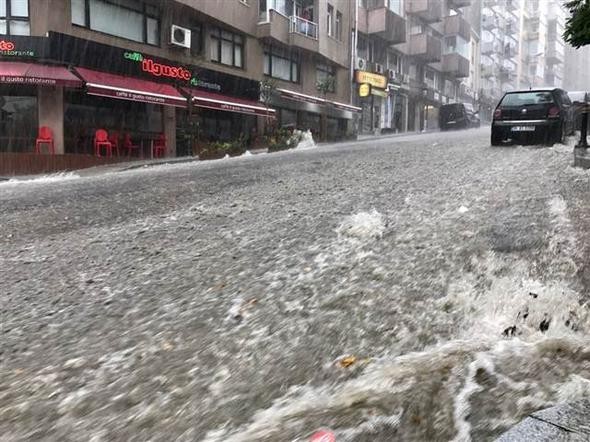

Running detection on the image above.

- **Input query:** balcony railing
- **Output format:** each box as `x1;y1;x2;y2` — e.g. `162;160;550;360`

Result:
289;16;318;39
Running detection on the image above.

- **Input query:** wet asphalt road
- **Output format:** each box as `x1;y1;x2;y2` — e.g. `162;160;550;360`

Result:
2;128;590;441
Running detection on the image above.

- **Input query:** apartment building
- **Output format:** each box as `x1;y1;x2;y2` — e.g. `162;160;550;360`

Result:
354;0;476;134
0;0;357;156
517;0;565;89
479;0;519;115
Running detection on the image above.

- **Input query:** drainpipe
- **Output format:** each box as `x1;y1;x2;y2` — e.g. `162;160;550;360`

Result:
350;0;358;105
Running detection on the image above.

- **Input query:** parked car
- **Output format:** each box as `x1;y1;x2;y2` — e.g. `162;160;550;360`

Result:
439;103;481;131
491;88;575;146
567;91;589;132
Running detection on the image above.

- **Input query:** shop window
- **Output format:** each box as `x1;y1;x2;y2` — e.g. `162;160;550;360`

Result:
210;27;244;68
0;0;30;36
64;92;162;155
0;91;37;153
71;0;160;46
264;45;299;82
316;63;336;93
327;4;334;37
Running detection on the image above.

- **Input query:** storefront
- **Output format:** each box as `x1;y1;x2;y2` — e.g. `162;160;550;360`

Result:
354;70;388;135
270;88;358;142
0;33;273;157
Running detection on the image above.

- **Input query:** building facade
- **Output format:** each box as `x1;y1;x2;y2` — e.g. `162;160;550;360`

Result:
516;0;565;90
0;0;358;157
478;0;566;119
354;0;476;135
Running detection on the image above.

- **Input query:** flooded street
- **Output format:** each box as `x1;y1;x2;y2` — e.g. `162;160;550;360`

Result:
2;128;590;441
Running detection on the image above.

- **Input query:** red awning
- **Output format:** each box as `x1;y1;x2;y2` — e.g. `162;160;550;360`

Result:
74;67;187;108
0;62;83;87
184;88;275;118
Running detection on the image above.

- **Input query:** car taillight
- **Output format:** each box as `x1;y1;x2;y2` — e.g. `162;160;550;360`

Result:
493;108;502;119
548;106;560;118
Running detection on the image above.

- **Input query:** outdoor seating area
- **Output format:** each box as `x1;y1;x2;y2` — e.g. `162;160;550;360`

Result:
28;125;167;159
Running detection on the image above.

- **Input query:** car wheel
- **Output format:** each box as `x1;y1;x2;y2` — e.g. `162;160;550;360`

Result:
491;129;502;146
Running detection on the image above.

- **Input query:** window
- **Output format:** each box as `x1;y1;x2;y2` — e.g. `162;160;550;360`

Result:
190;23;203;56
335;11;342;40
444;36;469;58
0;0;30;35
387;0;402;15
211;27;244;68
71;0;160;45
500;91;554;106
327;4;334;37
264;45;299;82
316;63;336;93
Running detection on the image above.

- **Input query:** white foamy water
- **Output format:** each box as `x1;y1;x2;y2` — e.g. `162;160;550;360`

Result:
295;130;317;150
203;196;590;442
0;172;80;186
336;209;385;241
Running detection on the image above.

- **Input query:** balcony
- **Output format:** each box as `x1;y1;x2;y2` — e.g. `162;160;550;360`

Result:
288;16;319;53
546;43;564;64
442;53;469;77
482;13;501;30
256;10;290;42
481;64;495;78
408;33;442;62
482;41;499;54
506;0;518;11
444;14;471;40
406;0;442;23
448;0;471;8
367;7;406;44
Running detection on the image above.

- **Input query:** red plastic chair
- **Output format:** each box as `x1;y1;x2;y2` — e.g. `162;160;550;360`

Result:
94;129;113;157
152;134;166;158
108;131;120;156
35;126;55;154
124;133;141;157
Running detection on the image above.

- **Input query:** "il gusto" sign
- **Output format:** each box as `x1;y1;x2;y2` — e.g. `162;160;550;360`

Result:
124;51;190;80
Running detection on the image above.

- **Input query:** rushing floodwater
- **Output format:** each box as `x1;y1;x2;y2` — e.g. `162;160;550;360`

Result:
2;130;590;441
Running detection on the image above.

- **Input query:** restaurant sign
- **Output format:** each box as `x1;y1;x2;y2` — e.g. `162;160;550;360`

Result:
123;51;221;92
0;75;58;85
354;70;387;89
0;36;48;58
359;83;371;97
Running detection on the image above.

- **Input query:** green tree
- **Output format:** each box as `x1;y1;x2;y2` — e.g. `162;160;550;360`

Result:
316;76;336;142
260;77;278;135
564;0;590;48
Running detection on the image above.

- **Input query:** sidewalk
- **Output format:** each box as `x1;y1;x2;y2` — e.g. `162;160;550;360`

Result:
497;400;590;441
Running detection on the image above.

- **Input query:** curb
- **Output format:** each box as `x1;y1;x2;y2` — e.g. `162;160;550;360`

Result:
496;400;590;441
574;148;590;169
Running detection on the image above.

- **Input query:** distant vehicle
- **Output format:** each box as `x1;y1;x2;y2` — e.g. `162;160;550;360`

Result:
439;103;481;131
491;88;575;146
567;91;589;131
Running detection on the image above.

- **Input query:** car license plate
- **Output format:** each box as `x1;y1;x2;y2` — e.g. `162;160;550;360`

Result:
511;126;535;132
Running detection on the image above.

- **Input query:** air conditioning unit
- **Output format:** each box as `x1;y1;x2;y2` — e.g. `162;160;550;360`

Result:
356;57;367;70
170;24;191;49
375;63;384;74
